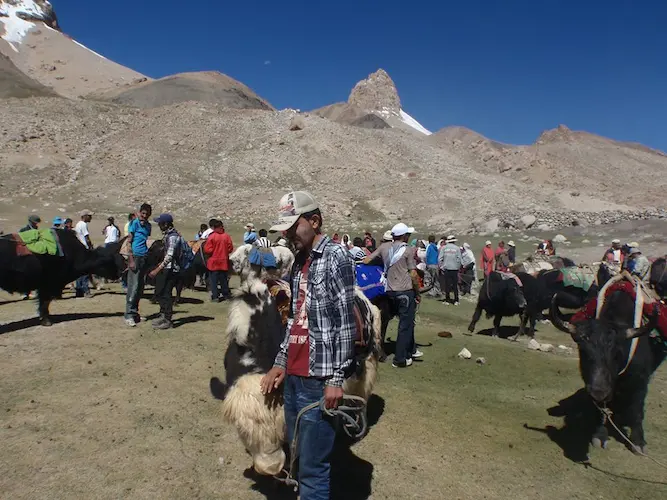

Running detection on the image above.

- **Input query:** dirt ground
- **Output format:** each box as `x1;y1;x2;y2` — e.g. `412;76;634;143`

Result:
1;279;666;500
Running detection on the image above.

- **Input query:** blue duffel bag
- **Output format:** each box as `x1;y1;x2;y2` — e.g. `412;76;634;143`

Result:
355;264;385;301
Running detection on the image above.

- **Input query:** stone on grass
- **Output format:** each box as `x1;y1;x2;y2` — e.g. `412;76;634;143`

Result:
528;339;540;350
458;348;472;359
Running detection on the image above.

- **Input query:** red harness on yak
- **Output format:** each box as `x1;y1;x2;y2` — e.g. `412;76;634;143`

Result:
571;279;667;341
7;234;34;257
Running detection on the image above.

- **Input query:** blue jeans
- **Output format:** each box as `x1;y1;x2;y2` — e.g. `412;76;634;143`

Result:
387;290;416;363
75;275;89;296
209;270;230;300
284;375;336;500
125;256;147;319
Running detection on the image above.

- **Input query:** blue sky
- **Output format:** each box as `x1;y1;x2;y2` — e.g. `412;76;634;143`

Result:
53;0;666;149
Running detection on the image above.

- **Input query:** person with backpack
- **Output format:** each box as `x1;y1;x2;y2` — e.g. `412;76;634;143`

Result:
148;213;183;330
204;220;234;302
365;222;423;367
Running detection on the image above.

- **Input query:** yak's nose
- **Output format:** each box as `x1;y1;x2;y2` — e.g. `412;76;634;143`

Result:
588;386;610;404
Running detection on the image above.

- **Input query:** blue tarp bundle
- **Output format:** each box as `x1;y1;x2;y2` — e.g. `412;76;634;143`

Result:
355;264;385;300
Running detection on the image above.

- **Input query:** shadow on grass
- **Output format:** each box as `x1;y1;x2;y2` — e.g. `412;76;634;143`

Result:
0;312;125;335
525;387;667;483
246;394;385;500
0;298;23;306
383;338;434;358
524;388;594;463
53;290;127;301
172;315;214;328
477;325;523;339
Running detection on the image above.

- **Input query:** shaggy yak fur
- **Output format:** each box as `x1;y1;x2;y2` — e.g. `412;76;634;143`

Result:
468;271;528;337
0;230;123;325
564;289;665;453
210;278;381;476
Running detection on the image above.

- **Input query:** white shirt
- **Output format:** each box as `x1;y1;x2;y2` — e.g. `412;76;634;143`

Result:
201;228;214;240
75;220;90;248
104;224;120;244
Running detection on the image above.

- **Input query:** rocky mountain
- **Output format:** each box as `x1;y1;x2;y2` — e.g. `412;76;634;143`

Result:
1;3;666;233
0;52;55;97
313;69;431;135
88;71;273;111
0;0;148;97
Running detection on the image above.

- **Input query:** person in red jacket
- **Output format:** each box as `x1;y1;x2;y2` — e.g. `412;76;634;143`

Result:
204;220;234;302
480;240;495;277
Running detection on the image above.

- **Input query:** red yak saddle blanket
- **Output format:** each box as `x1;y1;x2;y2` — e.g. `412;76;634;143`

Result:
265;279;371;350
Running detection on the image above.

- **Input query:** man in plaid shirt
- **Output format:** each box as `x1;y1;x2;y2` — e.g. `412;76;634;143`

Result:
260;191;355;500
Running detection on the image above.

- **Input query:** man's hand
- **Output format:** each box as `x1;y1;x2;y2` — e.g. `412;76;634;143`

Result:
128;257;136;272
260;367;285;395
324;386;344;409
148;267;161;279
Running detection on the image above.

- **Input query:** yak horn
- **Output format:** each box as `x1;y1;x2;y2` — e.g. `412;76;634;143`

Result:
626;325;651;340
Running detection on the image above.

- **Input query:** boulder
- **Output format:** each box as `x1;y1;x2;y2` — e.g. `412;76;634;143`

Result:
484;218;499;233
537;224;552;232
528;339;540;350
553;234;567;243
289;115;305;131
457;348;472;359
521;215;537;229
538;343;554;353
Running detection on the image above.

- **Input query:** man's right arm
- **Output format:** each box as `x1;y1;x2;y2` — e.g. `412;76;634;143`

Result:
364;245;383;264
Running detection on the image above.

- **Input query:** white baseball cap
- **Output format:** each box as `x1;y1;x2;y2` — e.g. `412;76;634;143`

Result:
446;235;457;243
382;230;393;242
612;238;621;244
508;240;515;247
269;191;320;232
485;240;492;245
391;223;415;237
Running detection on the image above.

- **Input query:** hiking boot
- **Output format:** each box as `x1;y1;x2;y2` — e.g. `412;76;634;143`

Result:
152;317;173;330
392;358;413;368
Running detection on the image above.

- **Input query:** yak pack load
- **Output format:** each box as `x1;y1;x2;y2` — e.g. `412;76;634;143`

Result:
8;229;63;257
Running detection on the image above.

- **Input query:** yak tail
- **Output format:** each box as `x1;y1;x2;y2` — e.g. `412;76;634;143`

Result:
209;377;229;400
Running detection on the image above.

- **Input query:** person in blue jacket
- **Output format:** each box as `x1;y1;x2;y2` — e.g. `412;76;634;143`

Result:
425;235;441;297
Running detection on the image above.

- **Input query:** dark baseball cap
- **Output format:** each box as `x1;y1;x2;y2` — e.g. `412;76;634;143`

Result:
28;215;41;223
154;213;174;224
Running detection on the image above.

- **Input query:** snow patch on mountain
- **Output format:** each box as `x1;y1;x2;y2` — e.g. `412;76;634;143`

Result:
0;0;56;51
377;106;431;135
399;109;431;135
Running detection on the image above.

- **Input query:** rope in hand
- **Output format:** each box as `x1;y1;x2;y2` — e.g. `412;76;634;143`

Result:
593;402;667;469
275;395;368;491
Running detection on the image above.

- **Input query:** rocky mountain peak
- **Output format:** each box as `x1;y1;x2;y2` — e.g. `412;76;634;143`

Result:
0;0;58;29
535;123;574;145
0;1;59;50
348;68;401;113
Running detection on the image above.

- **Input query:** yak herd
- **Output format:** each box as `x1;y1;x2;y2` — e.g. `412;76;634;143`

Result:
1;229;667;488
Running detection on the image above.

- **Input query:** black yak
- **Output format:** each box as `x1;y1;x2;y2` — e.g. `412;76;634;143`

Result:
0;230;123;326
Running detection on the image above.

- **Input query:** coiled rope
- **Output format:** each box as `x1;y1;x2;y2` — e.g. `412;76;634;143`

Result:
275;395;368;491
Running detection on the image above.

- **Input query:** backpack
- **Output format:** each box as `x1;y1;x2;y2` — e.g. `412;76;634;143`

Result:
177;234;195;271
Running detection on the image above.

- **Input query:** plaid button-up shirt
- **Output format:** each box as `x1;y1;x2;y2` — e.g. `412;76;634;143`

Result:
273;236;356;388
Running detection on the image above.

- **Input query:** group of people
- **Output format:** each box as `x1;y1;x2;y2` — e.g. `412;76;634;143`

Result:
330;229;521;306
603;238;651;280
124;207;239;329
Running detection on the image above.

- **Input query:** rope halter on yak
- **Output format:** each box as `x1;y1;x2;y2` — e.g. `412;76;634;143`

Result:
275;395;368;491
